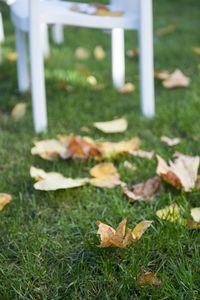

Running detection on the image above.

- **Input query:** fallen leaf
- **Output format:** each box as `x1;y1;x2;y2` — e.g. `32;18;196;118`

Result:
126;48;139;58
160;136;180;146
162;69;190;89
156;154;199;192
30;166;65;181
70;3;123;17
80;126;91;133
90;162;121;188
6;51;17;61
34;176;89;191
87;75;97;86
129;149;154;160
192;47;200;55
122;176;160;202
75;47;90;59
154;71;170;80
0;193;12;211
118;83;135;94
123;161;137;172
191;207;200;223
94;118;128;133
99;137;141;159
156;24;176;37
136;272;162;286
94;45;106;60
96;219;152;248
11;103;27;121
31;139;68;161
156;203;183;223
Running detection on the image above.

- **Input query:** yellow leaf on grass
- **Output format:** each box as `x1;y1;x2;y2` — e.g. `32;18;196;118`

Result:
154;70;170;80
129;149;154;160
162;69;190;89
90;162;121;188
156;154;199;192
11;103;27;121
31;139;68;161
30;166;65;181
126;48;139;58
192;47;200;55
160;136;180;146
75;47;90;59
118;83;135;94
136;272;162;286
156;203;182;223
94;118;128;133
0;193;12;211
6;51;17;61
96;219;152;248
156;24;176;37
94;45;105;60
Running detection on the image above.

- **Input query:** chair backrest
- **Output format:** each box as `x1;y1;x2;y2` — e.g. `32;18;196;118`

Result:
110;0;139;12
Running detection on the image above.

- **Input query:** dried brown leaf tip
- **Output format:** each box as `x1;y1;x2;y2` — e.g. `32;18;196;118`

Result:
96;219;152;248
122;176;160;203
156;154;199;192
90;163;121;188
0;193;12;211
160;136;180;146
136;272;162;286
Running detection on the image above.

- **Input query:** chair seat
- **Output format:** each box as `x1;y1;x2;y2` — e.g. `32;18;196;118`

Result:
11;0;139;32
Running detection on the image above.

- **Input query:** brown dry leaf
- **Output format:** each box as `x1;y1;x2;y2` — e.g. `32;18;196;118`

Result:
99;137;141;159
90;162;121;188
6;51;17;62
136;272;162;286
192;47;200;55
94;118;128;134
126;48;139;58
160;136;180;146
156;154;199;192
162;69;190;89
122;176;161;203
94;45;106;60
156;24;176;37
0;193;12;211
118;83;135;94
75;47;90;60
11;103;27;121
96;219;152;248
129;149;154;160
156;203;184;223
154;71;170;80
196;175;200;189
31;139;68;161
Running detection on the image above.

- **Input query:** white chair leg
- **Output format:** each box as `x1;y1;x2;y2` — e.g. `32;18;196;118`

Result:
41;23;50;58
0;12;5;43
52;24;64;44
15;28;29;92
139;0;155;117
111;28;125;89
30;2;47;133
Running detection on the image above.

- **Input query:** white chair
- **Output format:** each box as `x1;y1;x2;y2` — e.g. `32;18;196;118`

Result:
0;12;5;44
11;0;155;133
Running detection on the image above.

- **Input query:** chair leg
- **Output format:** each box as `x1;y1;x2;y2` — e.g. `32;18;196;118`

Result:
29;5;47;133
52;24;64;45
139;0;155;117
15;28;29;92
41;23;50;58
0;12;5;43
111;28;125;89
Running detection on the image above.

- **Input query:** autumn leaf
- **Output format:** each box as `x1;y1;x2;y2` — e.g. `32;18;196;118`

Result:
129;149;154;160
30;166;65;181
192;47;200;55
162;69;190;88
75;47;90;59
31;139;68;161
6;51;17;62
126;48;139;58
0;193;12;211
154;70;170;80
94;45;105;60
136;272;162;286
156;24;176;37
94;118;128;133
96;219;152;248
70;3;123;17
11;103;27;121
160;136;180;146
156;203;184;223
123;161;137;172
156;154;199;192
118;83;135;94
90;162;121;188
187;207;200;229
122;176;160;203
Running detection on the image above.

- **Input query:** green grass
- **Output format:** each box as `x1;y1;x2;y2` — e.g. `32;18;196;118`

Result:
0;0;200;299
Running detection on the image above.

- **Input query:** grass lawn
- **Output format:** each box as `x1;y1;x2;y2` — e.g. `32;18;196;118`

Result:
0;0;200;299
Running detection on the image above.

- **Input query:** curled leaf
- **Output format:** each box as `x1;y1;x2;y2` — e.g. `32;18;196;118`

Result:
156;154;199;192
0;193;12;211
31;139;68;161
94;118;128;133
